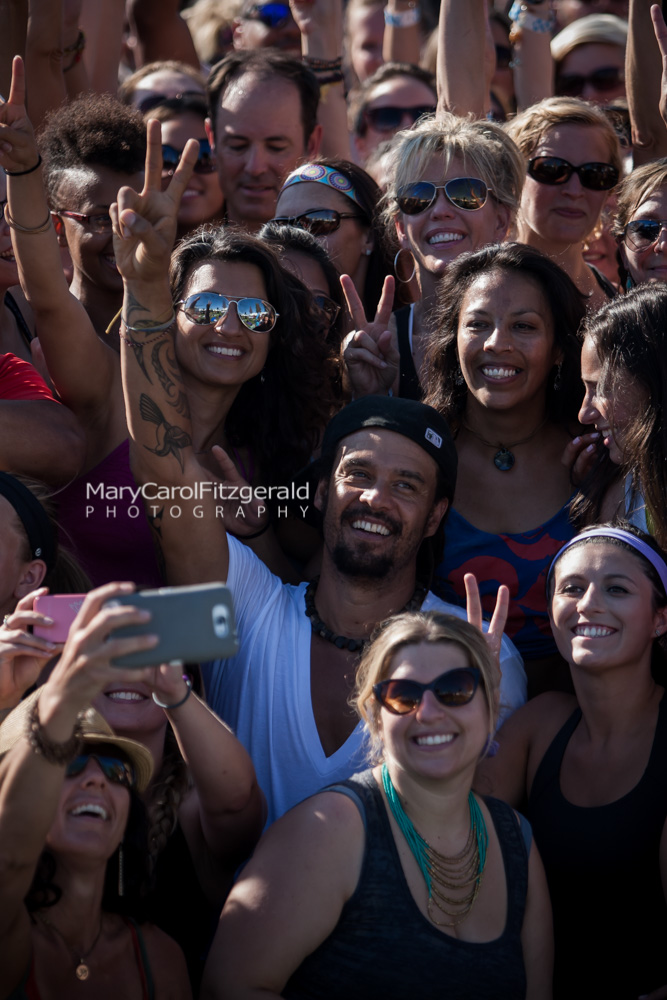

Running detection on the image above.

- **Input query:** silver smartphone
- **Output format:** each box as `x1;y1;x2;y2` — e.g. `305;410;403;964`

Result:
105;583;238;668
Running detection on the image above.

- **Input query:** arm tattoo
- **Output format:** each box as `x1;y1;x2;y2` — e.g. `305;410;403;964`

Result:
139;393;192;471
152;341;190;417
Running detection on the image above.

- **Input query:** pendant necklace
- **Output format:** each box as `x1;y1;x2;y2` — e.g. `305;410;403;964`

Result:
37;912;104;981
462;417;548;472
305;577;427;652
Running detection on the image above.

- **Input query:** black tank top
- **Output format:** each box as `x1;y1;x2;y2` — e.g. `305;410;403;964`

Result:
395;304;422;401
527;694;667;999
284;769;528;1000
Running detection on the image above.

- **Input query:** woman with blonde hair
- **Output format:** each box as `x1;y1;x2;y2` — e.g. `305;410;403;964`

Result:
201;604;553;999
612;157;667;289
505;96;622;309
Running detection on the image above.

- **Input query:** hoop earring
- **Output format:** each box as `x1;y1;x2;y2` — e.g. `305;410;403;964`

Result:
393;247;416;283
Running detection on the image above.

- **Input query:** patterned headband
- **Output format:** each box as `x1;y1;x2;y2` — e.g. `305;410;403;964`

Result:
279;163;362;207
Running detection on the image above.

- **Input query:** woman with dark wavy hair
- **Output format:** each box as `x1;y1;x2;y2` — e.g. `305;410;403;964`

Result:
573;283;667;549
423;243;585;693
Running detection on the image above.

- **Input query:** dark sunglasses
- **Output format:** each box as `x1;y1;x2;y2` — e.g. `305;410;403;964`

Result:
162;139;216;175
556;66;624;98
527;156;619;191
55;210;113;234
271;208;364;236
177;291;278;333
313;293;341;327
66;751;136;789
623;218;667;251
374;667;481;715
397;177;491;215
244;3;291;28
495;43;513;70
136;90;206;114
364;105;435;133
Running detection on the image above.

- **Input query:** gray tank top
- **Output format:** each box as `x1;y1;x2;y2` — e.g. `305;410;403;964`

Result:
283;769;529;1000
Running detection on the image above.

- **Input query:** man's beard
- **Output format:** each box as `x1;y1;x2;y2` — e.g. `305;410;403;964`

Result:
330;540;395;578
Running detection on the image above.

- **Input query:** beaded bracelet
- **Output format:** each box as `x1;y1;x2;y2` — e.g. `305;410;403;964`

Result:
122;311;176;333
27;699;83;765
317;71;345;86
304;55;343;71
508;1;555;32
152;677;193;710
384;4;421;28
3;204;52;234
5;154;43;177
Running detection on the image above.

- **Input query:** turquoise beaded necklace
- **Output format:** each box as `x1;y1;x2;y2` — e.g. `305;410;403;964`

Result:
381;763;488;927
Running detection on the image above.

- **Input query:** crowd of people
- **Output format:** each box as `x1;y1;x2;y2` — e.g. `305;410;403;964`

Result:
0;0;666;997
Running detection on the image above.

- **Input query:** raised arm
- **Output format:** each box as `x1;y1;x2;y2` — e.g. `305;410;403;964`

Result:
127;0;199;69
509;3;555;112
113;121;234;585
25;0;89;132
629;1;667;165
0;58;119;432
79;0;126;96
436;0;489;119
382;0;422;66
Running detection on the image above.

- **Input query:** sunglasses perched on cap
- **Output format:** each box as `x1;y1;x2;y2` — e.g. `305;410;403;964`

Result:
623;219;667;251
397;177;492;215
136;90;206;115
271;208;365;236
363;105;435;133
556;66;624;98
527;156;619;191
244;2;292;28
373;667;481;715
66;750;136;790
176;291;279;333
162;139;216;176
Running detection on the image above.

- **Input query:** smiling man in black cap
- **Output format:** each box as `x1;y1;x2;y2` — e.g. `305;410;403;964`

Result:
129;395;526;826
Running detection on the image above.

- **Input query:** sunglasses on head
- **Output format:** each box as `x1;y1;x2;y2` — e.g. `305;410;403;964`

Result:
363;105;435;133
313;293;341;327
271;208;365;236
66;750;136;789
623;218;667;251
527;156;619;191
244;3;291;28
556;66;624;98
397;177;491;215
136;90;205;115
373;667;481;715
162;139;216;176
177;291;278;333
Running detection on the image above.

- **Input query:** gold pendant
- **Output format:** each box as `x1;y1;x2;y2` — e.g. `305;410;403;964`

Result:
75;962;90;981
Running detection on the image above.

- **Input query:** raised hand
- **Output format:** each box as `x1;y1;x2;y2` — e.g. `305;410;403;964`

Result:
464;572;509;689
341;274;399;397
110;118;200;287
290;0;342;39
561;431;601;486
0;57;41;175
211;445;271;538
0;589;61;711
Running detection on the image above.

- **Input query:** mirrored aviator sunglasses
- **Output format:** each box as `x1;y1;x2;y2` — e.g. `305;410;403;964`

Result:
624;219;667;250
162;139;216;175
66;751;136;789
373;667;481;715
176;292;278;333
527;156;619;191
271;208;364;236
396;177;490;215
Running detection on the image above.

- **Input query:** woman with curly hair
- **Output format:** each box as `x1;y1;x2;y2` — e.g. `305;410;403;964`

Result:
423;243;585;693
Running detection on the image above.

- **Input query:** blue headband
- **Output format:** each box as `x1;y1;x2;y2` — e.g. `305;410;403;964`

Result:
547;527;667;596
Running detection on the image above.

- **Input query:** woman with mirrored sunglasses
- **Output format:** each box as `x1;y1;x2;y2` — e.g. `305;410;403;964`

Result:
612;157;667;289
0;583;196;999
343;114;524;402
423;242;586;694
477;524;667;999
506;96;622;311
202;607;553;999
273;157;398;329
149;99;224;242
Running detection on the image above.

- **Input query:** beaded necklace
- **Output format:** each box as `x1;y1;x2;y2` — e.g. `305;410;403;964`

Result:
381;763;488;927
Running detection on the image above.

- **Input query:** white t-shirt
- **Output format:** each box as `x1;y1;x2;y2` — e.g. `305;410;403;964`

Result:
203;537;527;826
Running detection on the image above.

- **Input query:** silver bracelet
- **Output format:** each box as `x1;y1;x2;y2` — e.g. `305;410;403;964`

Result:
152;677;192;710
122;310;175;333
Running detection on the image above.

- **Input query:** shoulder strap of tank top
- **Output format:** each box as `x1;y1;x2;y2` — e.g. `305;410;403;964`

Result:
529;707;582;803
123;918;155;1000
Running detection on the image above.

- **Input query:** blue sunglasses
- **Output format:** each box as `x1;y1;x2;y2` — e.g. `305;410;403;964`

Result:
245;3;291;28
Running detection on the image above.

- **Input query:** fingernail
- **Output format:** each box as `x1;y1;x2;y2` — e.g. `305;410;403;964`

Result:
590;432;600;438
572;436;581;445
586;444;596;452
42;616;54;625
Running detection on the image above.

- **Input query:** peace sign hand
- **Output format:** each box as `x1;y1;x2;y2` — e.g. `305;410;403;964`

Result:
110;118;200;286
0;56;40;176
464;573;509;692
341;274;399;397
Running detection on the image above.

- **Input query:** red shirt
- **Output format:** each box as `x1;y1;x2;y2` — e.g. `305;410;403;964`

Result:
0;353;55;401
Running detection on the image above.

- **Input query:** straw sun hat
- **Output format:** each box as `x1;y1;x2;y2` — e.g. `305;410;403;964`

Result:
0;689;154;793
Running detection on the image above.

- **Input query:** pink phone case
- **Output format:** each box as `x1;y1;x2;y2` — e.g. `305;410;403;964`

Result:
33;594;87;642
